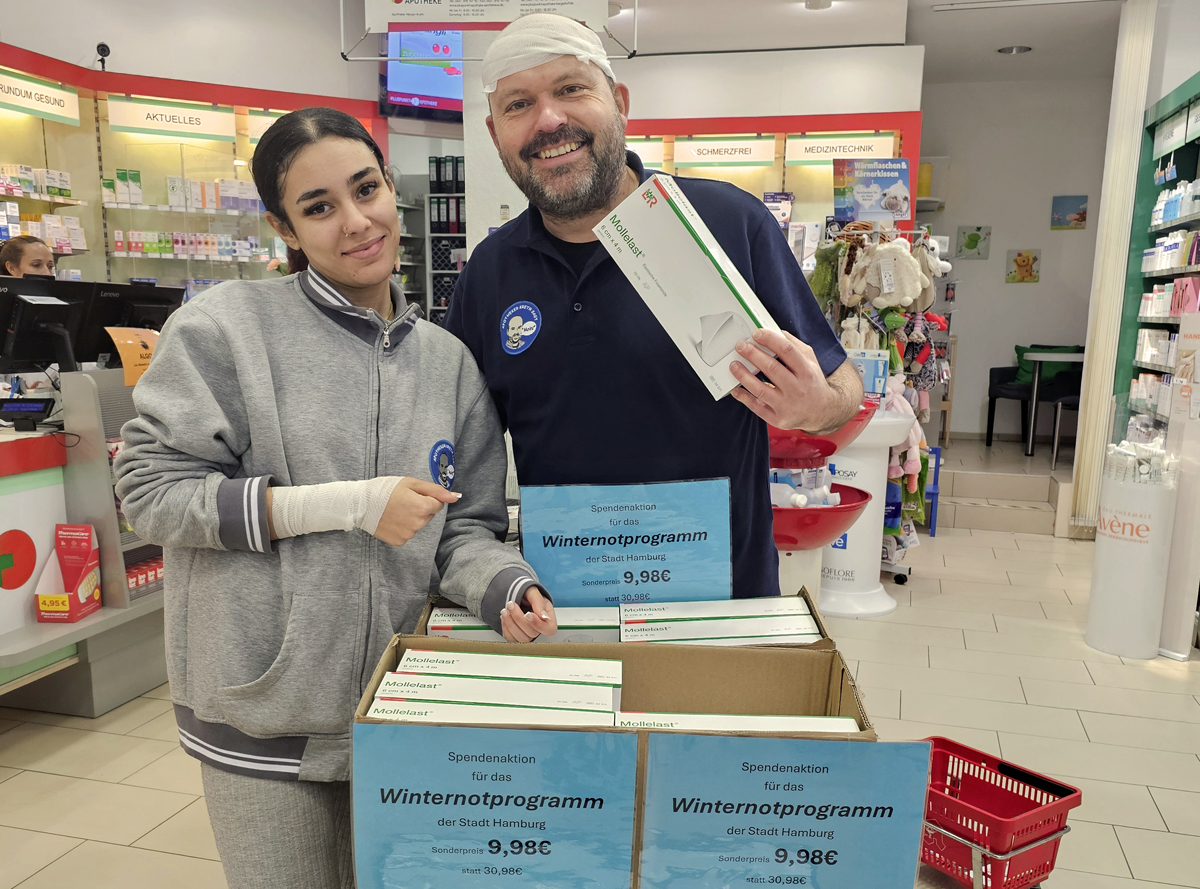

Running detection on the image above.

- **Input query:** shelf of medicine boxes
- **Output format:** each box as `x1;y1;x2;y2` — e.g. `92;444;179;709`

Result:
1138;315;1182;325
1133;358;1176;374
10;192;89;207
103;201;253;216
1149;208;1200;234
1132;405;1172;424
1143;263;1200;278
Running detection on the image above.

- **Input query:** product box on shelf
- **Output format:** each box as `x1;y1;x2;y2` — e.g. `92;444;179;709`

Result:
353;634;890;889
203;181;218;210
594;173;782;399
115;169;131;203
2;165;35;194
4;201;19;223
112;229;125;252
100;178;117;204
847;348;890;403
216;179;239;210
127;170;142;204
33;524;103;623
166;176;185;208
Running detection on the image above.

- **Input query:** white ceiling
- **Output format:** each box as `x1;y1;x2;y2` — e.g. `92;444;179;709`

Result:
601;0;1120;84
602;0;907;55
909;0;1121;84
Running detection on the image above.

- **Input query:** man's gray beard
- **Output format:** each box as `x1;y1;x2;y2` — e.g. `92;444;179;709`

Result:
501;116;628;222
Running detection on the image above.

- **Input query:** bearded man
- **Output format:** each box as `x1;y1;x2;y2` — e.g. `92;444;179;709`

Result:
445;14;863;598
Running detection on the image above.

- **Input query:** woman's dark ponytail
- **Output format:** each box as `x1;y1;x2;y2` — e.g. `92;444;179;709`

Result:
251;108;389;273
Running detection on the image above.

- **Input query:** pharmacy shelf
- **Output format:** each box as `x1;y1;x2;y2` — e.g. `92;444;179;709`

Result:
398;260;423;267
1137;315;1181;325
431;268;462;275
396;201;422;211
108;251;268;263
51;249;89;256
103;202;254;217
400;233;424;240
1142;263;1200;279
9;192;88;206
1132;406;1172;424
1133;358;1175;373
1149;209;1200;234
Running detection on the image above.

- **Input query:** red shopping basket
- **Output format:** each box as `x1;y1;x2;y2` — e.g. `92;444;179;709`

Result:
921;738;1082;889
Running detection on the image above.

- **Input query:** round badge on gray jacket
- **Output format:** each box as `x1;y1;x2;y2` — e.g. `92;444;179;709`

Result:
429;440;455;489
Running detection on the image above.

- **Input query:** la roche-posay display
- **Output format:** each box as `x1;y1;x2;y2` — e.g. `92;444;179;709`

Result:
593;174;781;399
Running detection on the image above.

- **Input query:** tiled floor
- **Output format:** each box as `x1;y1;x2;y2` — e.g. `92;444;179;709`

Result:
0;527;1197;888
939;438;1075;483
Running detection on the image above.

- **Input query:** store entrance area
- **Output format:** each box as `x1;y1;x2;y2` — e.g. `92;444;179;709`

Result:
933;440;1078;537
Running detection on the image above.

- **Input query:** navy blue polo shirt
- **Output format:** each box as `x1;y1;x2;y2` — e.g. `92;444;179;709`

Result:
445;152;846;598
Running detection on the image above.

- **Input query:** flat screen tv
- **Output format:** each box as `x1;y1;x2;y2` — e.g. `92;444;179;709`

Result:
379;30;464;123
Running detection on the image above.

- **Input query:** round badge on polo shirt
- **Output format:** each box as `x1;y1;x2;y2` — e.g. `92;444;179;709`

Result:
429;440;456;490
500;301;541;355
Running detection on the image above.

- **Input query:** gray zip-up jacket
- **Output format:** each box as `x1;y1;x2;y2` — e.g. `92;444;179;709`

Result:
115;270;539;782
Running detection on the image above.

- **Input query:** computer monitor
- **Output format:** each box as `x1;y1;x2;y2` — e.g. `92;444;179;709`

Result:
73;282;184;365
0;280;83;374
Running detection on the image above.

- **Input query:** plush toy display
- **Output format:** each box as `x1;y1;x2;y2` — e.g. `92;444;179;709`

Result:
839;314;880;351
842;238;929;310
807;241;844;307
883;374;924;493
913;237;952;313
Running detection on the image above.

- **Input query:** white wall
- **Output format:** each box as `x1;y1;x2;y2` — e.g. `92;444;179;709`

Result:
463;40;926;252
919;78;1112;439
1146;0;1200;108
0;0;376;100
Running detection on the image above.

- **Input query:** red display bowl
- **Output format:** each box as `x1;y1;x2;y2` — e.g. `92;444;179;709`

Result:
771;483;872;551
768;402;877;468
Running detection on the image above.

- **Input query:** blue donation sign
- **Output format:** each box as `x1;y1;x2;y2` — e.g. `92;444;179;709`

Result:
519;479;733;607
353;724;638;889
639;734;931;889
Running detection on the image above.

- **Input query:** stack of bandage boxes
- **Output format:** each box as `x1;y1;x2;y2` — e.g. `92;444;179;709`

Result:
367;649;622;727
619;597;821;646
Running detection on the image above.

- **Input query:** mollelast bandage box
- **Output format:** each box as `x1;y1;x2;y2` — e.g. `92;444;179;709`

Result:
593;173;782;400
617;712;860;733
620;614;821;645
366;700;615;727
398;647;622;688
420;600;620;644
375;673;617;712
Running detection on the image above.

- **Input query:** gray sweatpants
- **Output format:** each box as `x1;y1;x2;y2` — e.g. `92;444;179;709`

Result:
201;763;355;889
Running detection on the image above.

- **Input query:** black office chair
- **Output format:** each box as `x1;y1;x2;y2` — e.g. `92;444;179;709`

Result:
985;345;1073;447
1048;369;1083;471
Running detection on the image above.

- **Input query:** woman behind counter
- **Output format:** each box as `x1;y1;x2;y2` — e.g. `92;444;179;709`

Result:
1;234;55;277
115;107;556;889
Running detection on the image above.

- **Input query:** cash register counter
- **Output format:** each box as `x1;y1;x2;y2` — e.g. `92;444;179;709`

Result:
0;429;166;715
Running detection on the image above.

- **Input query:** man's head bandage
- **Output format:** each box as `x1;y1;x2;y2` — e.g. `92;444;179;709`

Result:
482;13;615;95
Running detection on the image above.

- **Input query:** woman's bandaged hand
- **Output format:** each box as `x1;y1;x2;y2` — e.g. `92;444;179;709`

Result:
270;477;460;545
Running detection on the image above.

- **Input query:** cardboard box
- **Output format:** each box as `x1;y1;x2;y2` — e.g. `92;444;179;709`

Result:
359;635;872;737
593;173;782;399
203;181;218;210
33;524;103;623
101;178;116;203
127;170;142;203
354;635;875;889
422;601;621;644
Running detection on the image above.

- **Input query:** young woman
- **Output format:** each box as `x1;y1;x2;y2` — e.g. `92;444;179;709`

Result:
115;108;556;889
1;234;55;276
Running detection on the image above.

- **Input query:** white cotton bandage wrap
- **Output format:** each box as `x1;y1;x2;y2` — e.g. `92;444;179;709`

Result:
270;477;403;539
481;13;615;94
